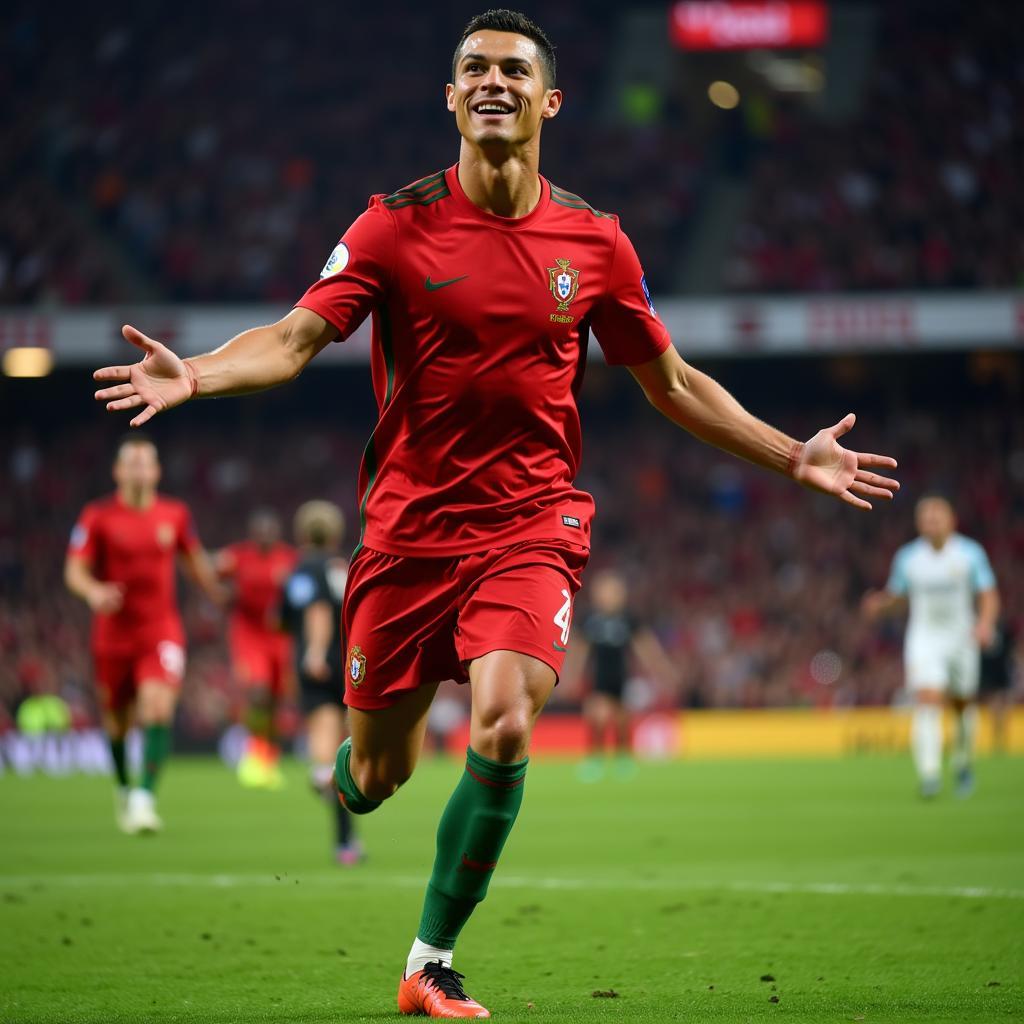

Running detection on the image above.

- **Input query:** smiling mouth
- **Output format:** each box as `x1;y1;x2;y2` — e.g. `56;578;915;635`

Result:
472;102;515;117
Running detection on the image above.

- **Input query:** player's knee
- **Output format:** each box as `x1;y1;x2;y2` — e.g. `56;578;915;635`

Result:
473;705;533;763
137;685;176;724
247;687;274;712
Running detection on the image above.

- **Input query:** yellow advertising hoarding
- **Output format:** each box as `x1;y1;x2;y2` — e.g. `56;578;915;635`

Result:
676;707;1023;758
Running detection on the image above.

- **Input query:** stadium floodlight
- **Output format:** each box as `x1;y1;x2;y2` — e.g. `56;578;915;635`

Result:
3;346;53;377
708;80;741;109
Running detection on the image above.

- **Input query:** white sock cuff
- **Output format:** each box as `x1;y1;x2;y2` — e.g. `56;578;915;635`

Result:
406;938;454;977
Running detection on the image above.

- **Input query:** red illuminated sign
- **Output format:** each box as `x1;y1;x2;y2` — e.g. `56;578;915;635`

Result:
670;2;828;50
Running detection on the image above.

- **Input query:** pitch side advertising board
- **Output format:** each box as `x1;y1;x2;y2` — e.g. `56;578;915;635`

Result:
670;1;829;50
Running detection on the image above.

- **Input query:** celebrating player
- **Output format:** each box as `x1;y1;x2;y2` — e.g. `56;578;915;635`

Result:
570;569;677;782
64;434;222;833
280;500;362;865
92;10;899;1016
863;496;999;798
218;509;297;790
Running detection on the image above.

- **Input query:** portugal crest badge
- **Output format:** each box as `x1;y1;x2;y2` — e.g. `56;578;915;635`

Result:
156;523;176;549
547;258;580;312
347;645;367;687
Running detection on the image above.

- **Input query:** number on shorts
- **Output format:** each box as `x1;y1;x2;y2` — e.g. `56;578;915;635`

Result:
553;588;572;646
157;641;186;681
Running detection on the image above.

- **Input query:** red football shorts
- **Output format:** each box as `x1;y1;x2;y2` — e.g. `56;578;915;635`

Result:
229;620;293;696
93;638;186;712
341;539;589;711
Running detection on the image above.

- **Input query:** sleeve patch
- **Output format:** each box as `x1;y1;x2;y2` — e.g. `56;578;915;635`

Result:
320;242;350;278
287;573;317;607
69;524;88;550
641;274;656;317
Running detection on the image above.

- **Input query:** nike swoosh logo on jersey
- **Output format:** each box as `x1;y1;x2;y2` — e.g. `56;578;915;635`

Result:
424;274;469;291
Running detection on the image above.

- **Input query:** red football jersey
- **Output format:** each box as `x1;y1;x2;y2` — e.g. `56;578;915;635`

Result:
296;164;671;557
221;541;297;631
68;494;200;652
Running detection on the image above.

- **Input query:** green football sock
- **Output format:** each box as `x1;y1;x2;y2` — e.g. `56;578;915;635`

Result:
141;724;172;793
333;737;382;815
245;691;274;741
417;746;528;949
109;737;129;788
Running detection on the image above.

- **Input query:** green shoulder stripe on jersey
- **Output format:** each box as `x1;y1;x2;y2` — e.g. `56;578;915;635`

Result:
405;169;447;194
382;169;451;208
383;189;450;209
352;305;397;557
549;183;614;219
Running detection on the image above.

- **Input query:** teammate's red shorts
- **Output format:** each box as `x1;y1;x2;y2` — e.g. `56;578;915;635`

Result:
93;638;186;713
228;620;293;697
341;538;589;711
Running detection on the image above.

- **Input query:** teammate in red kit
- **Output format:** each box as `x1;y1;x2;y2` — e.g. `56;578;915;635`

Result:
91;10;899;1016
65;434;222;834
217;510;297;789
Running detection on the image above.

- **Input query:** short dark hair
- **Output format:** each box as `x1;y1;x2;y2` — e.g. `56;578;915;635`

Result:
453;9;556;89
117;431;156;454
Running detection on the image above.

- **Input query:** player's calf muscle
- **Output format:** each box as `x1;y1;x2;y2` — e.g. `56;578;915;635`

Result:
350;750;416;801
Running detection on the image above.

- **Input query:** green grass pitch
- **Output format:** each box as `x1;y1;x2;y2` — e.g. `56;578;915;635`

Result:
1;753;1022;1023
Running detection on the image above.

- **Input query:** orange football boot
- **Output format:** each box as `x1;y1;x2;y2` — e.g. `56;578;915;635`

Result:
397;961;491;1019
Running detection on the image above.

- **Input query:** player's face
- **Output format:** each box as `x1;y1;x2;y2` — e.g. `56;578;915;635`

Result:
916;499;955;543
249;512;280;546
446;31;561;149
113;442;160;494
593;573;627;614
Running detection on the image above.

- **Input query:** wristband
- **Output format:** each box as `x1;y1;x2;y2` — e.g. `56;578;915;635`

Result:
184;359;200;399
786;441;804;478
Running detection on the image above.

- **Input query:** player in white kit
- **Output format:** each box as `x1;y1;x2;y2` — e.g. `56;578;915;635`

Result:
863;496;999;798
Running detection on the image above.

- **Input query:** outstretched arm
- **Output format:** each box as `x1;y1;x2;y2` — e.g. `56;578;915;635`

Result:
861;589;908;621
975;587;1000;648
629;346;899;510
559;635;590;697
179;547;228;607
64;554;124;614
302;600;334;681
94;307;336;427
631;628;678;689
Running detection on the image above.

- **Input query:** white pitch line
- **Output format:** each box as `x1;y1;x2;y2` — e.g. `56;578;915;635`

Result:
0;873;1021;901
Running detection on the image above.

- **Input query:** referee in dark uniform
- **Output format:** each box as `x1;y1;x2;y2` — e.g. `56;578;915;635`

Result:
573;569;676;782
980;617;1017;753
280;500;362;864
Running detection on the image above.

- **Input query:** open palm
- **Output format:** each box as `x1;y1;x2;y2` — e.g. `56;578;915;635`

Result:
94;325;195;427
793;413;899;510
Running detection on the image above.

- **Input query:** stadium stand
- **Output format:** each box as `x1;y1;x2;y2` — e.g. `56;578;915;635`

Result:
1;2;1019;739
2;0;697;301
2;358;1020;738
3;2;1020;303
723;3;1024;292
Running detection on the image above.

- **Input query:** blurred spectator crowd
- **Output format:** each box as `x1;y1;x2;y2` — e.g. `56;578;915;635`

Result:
2;364;1021;739
724;3;1024;292
0;0;695;306
4;1;1020;306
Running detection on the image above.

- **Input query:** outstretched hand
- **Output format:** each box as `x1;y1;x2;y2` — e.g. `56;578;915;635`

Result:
94;325;196;427
792;413;899;511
